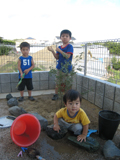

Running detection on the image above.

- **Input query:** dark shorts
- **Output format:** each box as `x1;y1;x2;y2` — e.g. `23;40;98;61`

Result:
18;78;33;91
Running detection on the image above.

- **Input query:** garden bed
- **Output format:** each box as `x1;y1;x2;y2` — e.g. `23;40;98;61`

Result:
0;94;120;160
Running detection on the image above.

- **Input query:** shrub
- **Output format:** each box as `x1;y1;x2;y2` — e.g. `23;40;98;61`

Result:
104;42;120;55
0;37;15;45
49;52;83;108
113;61;120;70
0;45;12;55
111;56;117;65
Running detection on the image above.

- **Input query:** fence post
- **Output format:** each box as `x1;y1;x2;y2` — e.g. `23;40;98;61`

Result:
84;43;87;76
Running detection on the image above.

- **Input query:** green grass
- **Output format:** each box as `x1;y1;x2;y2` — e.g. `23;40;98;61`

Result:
0;62;46;73
32;67;42;71
107;67;120;85
0;61;18;73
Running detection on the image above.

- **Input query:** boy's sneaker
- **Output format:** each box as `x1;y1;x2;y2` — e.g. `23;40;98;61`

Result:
18;97;24;102
52;94;58;100
28;96;35;101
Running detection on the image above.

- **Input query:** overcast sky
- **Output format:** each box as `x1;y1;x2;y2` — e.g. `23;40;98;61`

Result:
0;0;120;42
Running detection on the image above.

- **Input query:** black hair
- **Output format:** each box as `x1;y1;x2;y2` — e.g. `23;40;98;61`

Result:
20;42;30;50
60;29;72;38
63;89;82;104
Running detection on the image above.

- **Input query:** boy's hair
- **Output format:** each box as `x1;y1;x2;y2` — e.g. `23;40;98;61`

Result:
63;89;82;104
60;29;72;38
20;42;30;50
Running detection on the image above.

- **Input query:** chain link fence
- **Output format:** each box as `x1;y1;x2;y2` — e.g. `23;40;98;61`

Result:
0;39;120;85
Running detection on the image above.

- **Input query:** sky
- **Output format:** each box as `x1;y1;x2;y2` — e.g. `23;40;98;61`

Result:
0;0;120;42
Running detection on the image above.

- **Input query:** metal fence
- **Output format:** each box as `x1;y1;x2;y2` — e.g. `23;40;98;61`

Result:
79;39;120;85
0;38;120;85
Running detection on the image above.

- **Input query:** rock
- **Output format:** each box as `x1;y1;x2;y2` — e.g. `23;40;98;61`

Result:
8;106;27;117
30;112;48;131
7;97;18;107
68;136;100;152
46;124;68;140
6;94;13;100
103;140;120;159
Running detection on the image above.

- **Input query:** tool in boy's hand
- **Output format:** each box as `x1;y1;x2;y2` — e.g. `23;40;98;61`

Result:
87;129;98;137
16;73;25;88
26;148;45;160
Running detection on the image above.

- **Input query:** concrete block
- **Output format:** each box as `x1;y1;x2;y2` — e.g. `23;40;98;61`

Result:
72;83;76;90
105;84;115;100
76;73;83;86
1;83;11;93
115;87;120;104
95;93;103;108
89;79;96;92
103;97;113;111
40;71;48;80
1;74;11;83
72;74;76;84
11;83;19;92
33;82;40;91
32;72;39;81
11;73;19;83
96;81;105;96
0;74;1;83
82;77;88;89
113;102;120;114
49;73;55;81
0;85;1;93
81;87;88;100
76;85;82;94
88;91;95;104
49;81;55;89
40;81;48;90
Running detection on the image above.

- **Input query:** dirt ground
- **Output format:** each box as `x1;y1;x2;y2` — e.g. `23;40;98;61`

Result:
0;94;120;160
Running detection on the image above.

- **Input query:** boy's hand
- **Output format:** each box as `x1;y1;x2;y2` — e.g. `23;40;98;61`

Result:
20;73;23;78
47;46;54;52
24;69;29;75
77;134;86;142
53;124;61;133
56;47;62;53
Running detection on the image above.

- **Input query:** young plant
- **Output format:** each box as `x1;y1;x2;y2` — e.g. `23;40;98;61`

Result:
49;52;83;108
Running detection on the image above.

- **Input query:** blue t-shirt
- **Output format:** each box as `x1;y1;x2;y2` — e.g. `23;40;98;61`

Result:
19;55;32;79
56;44;73;72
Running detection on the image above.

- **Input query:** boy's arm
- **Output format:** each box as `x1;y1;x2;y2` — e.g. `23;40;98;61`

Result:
77;124;89;142
24;58;35;75
51;50;59;60
47;46;59;60
56;48;71;59
18;59;23;77
53;114;61;133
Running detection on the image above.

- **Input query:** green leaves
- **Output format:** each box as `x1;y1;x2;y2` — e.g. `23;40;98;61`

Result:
0;45;12;55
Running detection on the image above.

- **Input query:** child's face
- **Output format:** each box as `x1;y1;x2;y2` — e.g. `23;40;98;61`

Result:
65;97;81;115
60;33;71;44
21;47;30;57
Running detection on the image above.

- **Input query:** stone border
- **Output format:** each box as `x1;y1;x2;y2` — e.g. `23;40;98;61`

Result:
0;71;120;113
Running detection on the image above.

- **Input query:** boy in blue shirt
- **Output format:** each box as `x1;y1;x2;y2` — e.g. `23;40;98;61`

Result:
18;42;35;101
48;29;73;100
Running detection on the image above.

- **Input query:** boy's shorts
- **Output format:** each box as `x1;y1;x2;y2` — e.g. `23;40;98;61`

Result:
18;78;33;91
58;118;83;135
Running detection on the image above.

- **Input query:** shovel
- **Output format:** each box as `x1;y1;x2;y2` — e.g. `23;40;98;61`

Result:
16;73;25;88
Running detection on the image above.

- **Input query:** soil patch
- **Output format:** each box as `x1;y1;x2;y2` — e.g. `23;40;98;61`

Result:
0;94;120;160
